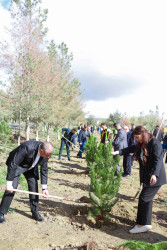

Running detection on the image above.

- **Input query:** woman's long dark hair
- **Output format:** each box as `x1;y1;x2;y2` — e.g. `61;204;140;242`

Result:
132;126;153;165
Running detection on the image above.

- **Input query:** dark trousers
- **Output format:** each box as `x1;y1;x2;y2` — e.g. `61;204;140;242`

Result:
137;185;161;225
113;155;120;175
123;155;133;175
59;139;70;159
78;141;87;158
0;170;39;214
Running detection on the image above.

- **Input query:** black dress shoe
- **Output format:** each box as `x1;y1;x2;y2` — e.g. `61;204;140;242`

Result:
32;212;44;222
123;174;131;178
0;213;6;223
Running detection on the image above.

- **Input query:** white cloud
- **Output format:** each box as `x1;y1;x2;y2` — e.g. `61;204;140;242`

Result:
1;0;167;118
0;5;11;41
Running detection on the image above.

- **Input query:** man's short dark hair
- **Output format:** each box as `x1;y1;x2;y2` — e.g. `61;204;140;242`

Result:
114;120;121;126
101;123;108;128
72;128;77;132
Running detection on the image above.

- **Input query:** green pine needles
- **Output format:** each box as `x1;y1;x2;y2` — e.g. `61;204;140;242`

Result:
85;134;98;165
86;136;122;227
117;240;167;250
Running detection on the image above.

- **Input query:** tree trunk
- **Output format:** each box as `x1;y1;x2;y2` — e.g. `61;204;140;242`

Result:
25;115;30;141
18;109;21;145
57;130;60;140
46;123;50;142
36;130;39;141
47;134;50;142
36;120;39;141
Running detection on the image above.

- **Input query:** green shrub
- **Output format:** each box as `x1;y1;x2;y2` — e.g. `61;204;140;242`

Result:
117;240;167;250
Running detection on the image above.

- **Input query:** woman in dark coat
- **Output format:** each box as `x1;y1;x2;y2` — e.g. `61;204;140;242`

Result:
112;126;166;233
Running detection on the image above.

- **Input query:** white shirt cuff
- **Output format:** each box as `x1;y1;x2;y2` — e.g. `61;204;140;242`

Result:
7;181;13;186
42;184;47;189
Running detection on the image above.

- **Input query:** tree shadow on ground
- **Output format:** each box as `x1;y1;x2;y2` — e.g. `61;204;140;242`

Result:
49;169;88;176
116;193;135;201
49;178;90;192
10;207;32;220
49;163;89;176
152;210;167;228
15;197;167;244
53;161;88;171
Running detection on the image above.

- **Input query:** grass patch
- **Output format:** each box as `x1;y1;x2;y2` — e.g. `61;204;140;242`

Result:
117;240;167;250
0;192;4;198
51;149;60;157
18;175;28;191
0;169;7;185
159;200;167;206
60;165;68;168
51;144;69;158
48;167;54;173
8;208;15;214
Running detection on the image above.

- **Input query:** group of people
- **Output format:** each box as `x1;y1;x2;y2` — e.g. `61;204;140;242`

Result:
100;121;136;177
0;122;166;237
98;121;167;234
58;124;92;160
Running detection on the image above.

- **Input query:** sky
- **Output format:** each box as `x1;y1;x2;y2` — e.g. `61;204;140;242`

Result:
1;0;167;119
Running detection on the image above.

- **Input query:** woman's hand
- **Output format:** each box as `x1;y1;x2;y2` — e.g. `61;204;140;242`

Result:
111;151;119;155
150;175;157;185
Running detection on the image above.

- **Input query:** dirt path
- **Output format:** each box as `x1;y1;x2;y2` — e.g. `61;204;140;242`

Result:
0;148;167;249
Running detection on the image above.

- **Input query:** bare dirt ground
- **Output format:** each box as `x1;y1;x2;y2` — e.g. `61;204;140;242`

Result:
0;135;167;250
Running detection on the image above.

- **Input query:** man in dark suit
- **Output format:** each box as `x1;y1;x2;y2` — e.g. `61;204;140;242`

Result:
112;121;128;175
123;125;134;177
58;128;77;161
0;141;54;223
153;125;164;142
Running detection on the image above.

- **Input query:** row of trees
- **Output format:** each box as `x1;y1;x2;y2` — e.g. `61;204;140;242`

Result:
0;0;85;142
86;105;165;133
107;105;164;132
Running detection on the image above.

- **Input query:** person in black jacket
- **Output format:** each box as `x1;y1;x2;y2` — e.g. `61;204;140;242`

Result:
153;125;164;142
112;126;166;233
162;133;167;163
78;125;87;158
100;123;109;145
0;141;54;223
122;126;133;177
58;128;77;161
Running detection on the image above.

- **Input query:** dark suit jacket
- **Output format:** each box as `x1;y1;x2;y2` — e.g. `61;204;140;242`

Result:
6;140;48;184
153;128;164;142
78;129;87;143
62;128;76;145
112;127;128;151
120;138;166;187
